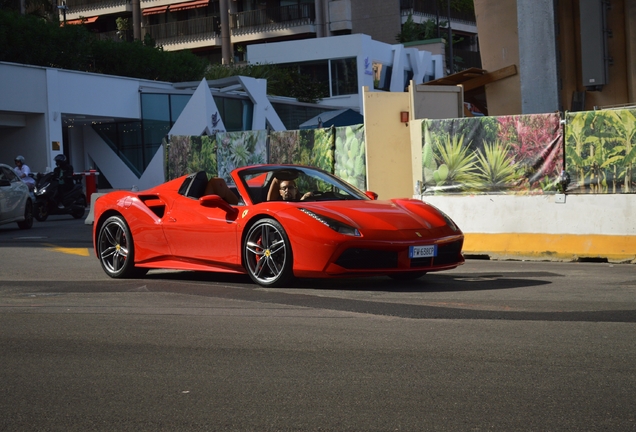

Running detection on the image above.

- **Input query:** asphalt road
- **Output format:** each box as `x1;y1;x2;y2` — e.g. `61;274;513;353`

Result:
1;216;635;431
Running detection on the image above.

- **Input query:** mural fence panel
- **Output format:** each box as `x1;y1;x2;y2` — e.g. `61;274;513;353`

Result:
216;130;268;183
334;125;366;191
422;113;563;195
269;128;336;173
164;135;217;181
565;109;636;194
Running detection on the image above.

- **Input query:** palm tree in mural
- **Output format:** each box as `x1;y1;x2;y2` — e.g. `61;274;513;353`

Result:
602;110;636;193
565;111;597;192
474;140;522;192
432;134;478;192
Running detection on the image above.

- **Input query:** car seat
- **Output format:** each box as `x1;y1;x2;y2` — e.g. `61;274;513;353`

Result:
204;177;239;205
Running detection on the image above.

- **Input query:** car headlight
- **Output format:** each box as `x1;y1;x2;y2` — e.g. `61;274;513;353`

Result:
299;208;361;236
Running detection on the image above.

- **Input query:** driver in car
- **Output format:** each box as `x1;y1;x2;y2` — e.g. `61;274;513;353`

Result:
279;180;313;201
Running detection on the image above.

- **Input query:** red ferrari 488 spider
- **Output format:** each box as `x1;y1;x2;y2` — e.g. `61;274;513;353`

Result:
93;165;464;287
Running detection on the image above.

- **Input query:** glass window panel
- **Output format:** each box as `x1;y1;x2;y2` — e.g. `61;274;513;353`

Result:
118;122;143;176
141;94;170;122
330;57;358;96
223;98;244;131
170;94;191;124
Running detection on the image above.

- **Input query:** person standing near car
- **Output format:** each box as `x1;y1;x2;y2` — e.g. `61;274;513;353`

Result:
13;155;36;191
53;154;74;208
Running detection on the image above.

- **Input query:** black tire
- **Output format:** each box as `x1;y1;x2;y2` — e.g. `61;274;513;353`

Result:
97;215;146;278
17;200;33;230
388;271;427;281
243;218;293;287
34;201;48;222
71;206;86;219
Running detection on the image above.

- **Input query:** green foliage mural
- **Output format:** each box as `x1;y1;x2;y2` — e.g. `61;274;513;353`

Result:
565;109;636;194
269;127;336;172
422;113;563;194
216;131;267;183
334;125;366;191
164;135;217;181
269;130;301;165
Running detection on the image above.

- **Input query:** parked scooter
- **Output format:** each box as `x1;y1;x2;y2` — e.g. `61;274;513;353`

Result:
33;172;87;221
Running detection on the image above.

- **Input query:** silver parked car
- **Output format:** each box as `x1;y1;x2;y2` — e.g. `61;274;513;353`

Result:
0;163;33;229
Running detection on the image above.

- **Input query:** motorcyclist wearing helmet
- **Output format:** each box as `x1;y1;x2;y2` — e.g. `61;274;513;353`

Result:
13;155;36;191
53;154;75;208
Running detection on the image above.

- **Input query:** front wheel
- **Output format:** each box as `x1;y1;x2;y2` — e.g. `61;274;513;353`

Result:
244;218;293;287
97;215;146;278
17;200;33;229
34;200;48;222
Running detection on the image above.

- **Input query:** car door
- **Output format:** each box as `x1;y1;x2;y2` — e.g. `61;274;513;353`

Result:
0;166;24;223
161;195;242;269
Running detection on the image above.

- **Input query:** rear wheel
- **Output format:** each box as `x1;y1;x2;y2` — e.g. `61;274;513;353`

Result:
17;200;33;229
244;218;293;287
97;215;147;278
71;205;86;219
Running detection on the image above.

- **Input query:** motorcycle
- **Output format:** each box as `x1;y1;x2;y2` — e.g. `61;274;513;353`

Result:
33;172;87;221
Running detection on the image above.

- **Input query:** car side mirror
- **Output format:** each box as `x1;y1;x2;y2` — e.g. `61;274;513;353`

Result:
365;191;378;200
0;179;11;187
200;194;238;217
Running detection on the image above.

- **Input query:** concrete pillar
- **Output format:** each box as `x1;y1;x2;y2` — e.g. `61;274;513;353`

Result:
132;0;141;40
626;0;636;102
315;0;324;37
516;0;560;113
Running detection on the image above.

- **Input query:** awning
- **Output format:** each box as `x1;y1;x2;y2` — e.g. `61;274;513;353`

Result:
142;5;169;15
63;16;98;25
169;0;209;12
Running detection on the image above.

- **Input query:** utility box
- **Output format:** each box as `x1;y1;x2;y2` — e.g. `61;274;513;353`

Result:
579;0;608;91
410;84;464;120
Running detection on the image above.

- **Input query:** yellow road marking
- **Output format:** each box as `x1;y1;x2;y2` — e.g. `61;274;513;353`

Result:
43;243;91;257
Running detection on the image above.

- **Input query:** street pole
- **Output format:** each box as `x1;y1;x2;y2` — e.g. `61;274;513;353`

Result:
220;0;232;64
447;0;453;74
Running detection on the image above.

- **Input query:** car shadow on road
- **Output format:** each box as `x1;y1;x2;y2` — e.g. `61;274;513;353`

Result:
141;269;556;293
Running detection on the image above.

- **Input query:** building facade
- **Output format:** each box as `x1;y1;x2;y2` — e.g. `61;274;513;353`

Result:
474;0;636;115
0;61;340;191
60;0;478;67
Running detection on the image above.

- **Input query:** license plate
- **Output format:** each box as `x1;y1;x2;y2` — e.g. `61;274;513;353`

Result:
409;245;437;258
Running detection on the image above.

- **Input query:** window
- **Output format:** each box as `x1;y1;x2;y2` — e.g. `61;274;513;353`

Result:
330;57;358;96
373;62;392;91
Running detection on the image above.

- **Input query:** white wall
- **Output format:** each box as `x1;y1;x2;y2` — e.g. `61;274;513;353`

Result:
247;34;442;113
0;61;174;185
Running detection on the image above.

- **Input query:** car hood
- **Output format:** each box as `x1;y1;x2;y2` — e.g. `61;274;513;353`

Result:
299;199;450;231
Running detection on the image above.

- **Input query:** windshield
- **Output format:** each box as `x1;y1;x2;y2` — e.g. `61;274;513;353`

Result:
236;166;369;204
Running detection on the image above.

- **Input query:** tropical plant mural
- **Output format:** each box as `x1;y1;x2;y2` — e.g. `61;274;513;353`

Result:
216;130;267;183
269;128;336;171
422;113;563;194
334;125;366;191
165;135;217;180
269;130;300;164
565;109;636;194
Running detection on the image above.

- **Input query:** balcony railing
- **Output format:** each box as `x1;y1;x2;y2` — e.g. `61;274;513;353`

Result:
230;3;315;35
400;0;476;26
97;29;134;42
143;16;220;44
64;0;128;13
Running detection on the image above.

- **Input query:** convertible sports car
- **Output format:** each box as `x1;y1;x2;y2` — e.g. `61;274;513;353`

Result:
93;165;464;287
